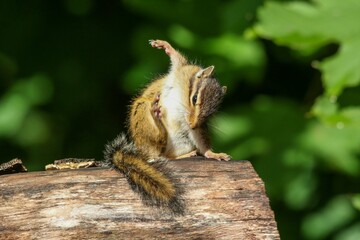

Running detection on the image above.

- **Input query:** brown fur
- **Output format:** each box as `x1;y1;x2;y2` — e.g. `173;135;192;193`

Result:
104;134;184;214
104;40;229;216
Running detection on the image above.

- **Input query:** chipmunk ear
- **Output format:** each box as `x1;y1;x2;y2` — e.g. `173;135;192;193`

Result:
222;86;227;94
196;65;215;78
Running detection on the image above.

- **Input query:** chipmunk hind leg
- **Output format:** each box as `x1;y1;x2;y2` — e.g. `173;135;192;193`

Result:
149;39;188;67
204;150;231;161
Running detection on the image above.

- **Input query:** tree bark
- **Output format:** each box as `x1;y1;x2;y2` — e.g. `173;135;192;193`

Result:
0;158;280;240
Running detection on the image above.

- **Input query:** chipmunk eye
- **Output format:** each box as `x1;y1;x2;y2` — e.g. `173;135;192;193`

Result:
192;94;198;105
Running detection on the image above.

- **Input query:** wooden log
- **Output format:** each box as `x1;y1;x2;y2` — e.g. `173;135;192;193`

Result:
0;158;280;239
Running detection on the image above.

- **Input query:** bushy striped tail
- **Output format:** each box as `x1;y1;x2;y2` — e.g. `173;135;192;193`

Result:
104;133;184;215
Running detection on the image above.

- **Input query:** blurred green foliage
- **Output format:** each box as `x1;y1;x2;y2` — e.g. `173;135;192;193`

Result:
0;0;359;239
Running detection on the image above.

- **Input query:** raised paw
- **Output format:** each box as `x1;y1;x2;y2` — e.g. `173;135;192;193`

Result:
152;94;162;119
204;150;231;161
149;39;174;56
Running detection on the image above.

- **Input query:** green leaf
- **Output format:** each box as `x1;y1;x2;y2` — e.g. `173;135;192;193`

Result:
0;74;53;137
335;223;360;240
284;170;317;210
312;96;338;119
0;93;30;137
255;0;360;96
168;25;196;49
254;1;329;51
302;196;357;239
313;95;360;128
320;39;360;96
351;194;360;211
204;34;266;69
300;121;360;175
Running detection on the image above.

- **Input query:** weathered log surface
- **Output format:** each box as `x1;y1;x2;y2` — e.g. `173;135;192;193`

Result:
0;158;279;240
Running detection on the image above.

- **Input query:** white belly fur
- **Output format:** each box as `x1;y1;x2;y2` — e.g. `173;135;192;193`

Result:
160;76;195;157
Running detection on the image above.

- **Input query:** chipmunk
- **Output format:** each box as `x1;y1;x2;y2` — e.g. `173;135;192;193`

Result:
104;39;230;215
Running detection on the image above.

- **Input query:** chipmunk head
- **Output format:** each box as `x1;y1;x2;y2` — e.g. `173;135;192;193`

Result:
187;66;227;129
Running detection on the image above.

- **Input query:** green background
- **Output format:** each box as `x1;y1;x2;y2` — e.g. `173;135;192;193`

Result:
1;0;360;239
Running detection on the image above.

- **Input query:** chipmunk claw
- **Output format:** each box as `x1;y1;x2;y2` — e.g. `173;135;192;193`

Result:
152;94;162;119
148;39;156;47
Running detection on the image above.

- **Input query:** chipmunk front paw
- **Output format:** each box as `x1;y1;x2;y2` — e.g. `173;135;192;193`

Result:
152;94;162;119
175;150;197;159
